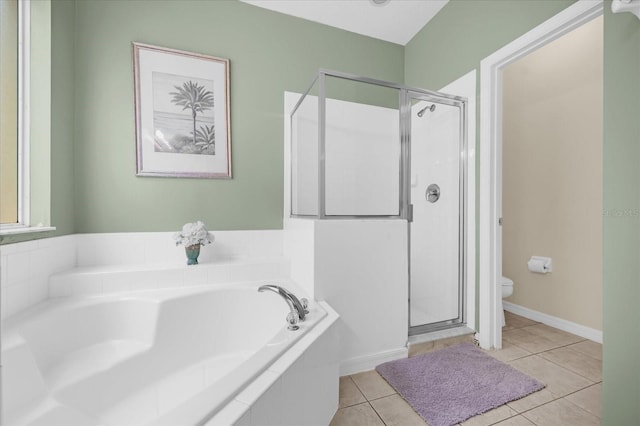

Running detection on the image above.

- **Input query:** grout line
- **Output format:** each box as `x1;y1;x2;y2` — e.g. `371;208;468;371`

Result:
367;393;398;403
535;349;602;383
338;376;368;409
563;342;604;362
505;346;600;393
348;374;373;403
367;401;389;426
516;391;601;424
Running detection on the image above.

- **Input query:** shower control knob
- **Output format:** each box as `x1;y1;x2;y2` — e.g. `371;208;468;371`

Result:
286;312;300;331
301;298;309;314
426;184;440;203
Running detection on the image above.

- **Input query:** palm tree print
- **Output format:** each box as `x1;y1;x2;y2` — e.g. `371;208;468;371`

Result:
169;81;214;146
195;124;216;155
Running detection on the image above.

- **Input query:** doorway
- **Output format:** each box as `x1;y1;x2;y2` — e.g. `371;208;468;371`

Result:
479;0;604;349
501;15;603;339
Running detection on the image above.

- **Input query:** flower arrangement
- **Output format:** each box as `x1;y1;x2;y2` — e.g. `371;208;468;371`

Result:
173;221;214;248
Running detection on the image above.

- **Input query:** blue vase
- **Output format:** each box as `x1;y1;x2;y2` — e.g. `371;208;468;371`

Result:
185;244;201;265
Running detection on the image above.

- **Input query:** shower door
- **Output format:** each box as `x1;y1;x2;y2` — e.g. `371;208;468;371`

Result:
408;92;466;335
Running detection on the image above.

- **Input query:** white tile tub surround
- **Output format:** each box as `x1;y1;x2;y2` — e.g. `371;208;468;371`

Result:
1;235;76;319
52;230;289;297
2;230;286;317
49;260;291;298
75;230;285;267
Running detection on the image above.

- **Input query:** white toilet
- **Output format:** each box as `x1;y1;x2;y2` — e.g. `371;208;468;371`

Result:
500;276;514;326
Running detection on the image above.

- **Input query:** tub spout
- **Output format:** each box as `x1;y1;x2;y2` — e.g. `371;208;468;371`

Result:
258;285;307;330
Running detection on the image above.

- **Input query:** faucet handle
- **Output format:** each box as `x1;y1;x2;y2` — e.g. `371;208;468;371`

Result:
286;312;300;331
300;298;309;314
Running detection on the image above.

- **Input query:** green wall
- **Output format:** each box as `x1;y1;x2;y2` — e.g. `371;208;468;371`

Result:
405;0;574;91
602;1;640;423
72;0;403;233
50;0;76;238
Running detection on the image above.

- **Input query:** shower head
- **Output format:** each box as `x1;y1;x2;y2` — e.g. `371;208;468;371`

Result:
417;104;436;117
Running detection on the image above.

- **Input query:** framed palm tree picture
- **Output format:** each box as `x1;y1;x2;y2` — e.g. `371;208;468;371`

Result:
133;42;231;178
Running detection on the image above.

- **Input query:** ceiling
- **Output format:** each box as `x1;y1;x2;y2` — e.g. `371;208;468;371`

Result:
239;0;449;46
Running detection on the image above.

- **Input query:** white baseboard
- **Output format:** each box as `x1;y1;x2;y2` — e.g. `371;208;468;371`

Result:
503;301;602;344
339;347;408;376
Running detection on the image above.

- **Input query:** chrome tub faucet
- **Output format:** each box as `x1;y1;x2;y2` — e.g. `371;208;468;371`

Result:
258;284;309;330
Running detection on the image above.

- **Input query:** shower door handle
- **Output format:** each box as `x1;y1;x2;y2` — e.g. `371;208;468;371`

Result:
426;184;440;203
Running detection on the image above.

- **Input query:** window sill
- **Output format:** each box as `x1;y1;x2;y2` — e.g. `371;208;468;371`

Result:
0;225;56;236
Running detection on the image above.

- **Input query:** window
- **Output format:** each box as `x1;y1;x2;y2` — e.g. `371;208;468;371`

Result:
0;0;20;225
0;0;53;236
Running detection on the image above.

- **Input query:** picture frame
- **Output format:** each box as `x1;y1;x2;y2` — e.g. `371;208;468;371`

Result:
132;42;231;178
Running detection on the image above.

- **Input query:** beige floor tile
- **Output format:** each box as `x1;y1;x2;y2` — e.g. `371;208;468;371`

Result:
460;404;518;426
409;335;475;358
538;346;602;382
524;324;584;346
567;340;603;361
370;394;428;426
339;376;367;408
522;398;600;426
484;340;531;363
508;355;593;397
432;334;475;351
493;414;536;425
330;402;385;426
564;383;602;418
507;388;555;413
409;341;435;357
351;370;396;401
503;312;539;330
502;327;565;354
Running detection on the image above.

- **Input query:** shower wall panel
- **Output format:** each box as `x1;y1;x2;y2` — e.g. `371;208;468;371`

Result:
409;102;462;328
291;94;319;216
325;98;399;216
291;95;400;217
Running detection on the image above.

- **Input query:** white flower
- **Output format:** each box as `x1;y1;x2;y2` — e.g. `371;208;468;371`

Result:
173;221;214;247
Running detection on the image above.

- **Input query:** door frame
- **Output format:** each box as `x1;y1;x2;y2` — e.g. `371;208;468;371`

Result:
477;0;603;349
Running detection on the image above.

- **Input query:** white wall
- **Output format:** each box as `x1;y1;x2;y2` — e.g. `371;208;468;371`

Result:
282;218;316;299
315;220;408;375
290;93;400;217
325;99;399;216
290;94;319;216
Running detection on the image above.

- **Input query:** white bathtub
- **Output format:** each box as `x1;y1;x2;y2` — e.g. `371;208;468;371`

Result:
2;281;337;425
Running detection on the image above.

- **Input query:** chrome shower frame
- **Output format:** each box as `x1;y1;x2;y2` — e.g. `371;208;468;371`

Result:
407;90;468;335
290;69;469;335
289;69;466;220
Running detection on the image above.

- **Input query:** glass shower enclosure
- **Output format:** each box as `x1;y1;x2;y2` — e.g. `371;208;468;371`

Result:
290;69;467;335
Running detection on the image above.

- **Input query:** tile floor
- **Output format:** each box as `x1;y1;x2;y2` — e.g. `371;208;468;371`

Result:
330;312;602;426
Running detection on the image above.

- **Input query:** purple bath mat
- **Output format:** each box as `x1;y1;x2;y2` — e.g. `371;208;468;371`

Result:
376;343;545;426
